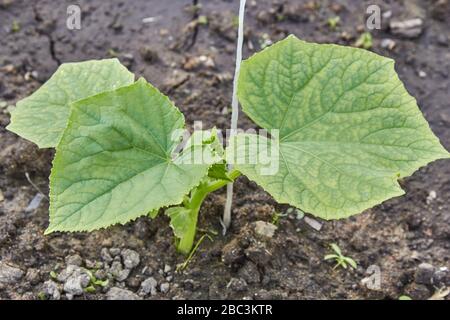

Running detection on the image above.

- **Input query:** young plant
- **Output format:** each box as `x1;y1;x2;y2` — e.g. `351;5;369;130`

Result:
324;243;357;270
7;35;449;255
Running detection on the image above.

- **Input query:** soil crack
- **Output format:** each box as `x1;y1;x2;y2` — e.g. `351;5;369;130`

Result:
32;4;61;66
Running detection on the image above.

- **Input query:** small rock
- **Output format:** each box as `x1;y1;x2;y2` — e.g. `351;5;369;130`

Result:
381;38;396;50
227;278;248;292
0;261;24;284
25;193;44;212
163;70;189;91
109;248;121;257
121;249;140;269
254;289;273;300
390;18;423;38
382;10;392;20
418;70;427;78
109;260;130;281
221;239;245;266
107;287;142;300
245;243;272;265
85;259;102;269
426;190;437;204
65;254;83;267
126;277;141;289
415;263;435;285
0;190;4;202
57;265;80;282
63;271;90;296
164;264;171;274
25;268;41;285
101;248;113;263
160;282;170;294
256;10;273;24
140;277;158;296
433;267;449;286
430;0;449;21
94;269;107;281
254;221;277;238
183;55;215;71
42;280;61;300
437;34;448;47
304;216;322;231
119;53;134;69
141;266;154;276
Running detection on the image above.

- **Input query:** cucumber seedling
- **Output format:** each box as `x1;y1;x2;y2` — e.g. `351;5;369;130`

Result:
7;36;449;255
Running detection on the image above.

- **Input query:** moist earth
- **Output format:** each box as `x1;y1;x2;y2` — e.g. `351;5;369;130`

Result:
0;0;449;300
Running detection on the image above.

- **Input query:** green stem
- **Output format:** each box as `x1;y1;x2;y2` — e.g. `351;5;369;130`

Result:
175;170;241;255
176;185;208;255
205;169;241;193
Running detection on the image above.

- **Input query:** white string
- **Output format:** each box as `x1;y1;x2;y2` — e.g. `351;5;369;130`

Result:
222;0;246;235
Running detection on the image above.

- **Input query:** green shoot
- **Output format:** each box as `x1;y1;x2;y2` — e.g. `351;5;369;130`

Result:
324;243;357;270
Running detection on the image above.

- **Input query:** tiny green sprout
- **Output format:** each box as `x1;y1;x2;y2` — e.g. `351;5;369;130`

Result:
354;32;373;49
327;16;340;30
271;211;287;226
107;48;119;57
49;270;58;280
84;269;109;289
232;15;240;28
11;20;20;33
324;243;357;270
197;15;208;25
37;292;47;300
276;14;286;22
398;295;412;300
84;285;96;293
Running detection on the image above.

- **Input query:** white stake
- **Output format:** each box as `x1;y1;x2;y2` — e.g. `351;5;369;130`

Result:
222;0;246;235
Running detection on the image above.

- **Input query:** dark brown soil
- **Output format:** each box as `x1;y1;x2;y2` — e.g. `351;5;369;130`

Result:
0;0;449;300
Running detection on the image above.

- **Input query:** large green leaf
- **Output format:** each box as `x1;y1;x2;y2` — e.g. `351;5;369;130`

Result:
7;59;134;148
46;78;217;233
232;35;449;220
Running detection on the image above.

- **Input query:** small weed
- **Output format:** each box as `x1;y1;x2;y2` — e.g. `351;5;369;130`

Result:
11;20;20;33
177;233;213;272
354;32;373;49
324;243;357;270
271;211;287;226
197;15;208;25
49;270;58;280
327;16;340;30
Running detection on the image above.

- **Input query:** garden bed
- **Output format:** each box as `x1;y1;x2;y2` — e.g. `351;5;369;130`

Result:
0;0;449;300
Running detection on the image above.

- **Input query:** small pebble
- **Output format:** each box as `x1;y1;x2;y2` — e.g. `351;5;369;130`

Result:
381;38;396;50
25;193;44;212
254;221;277;238
160;282;170;294
418;70;427;78
65;254;83;267
426;190;437;204
304;216;322;231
